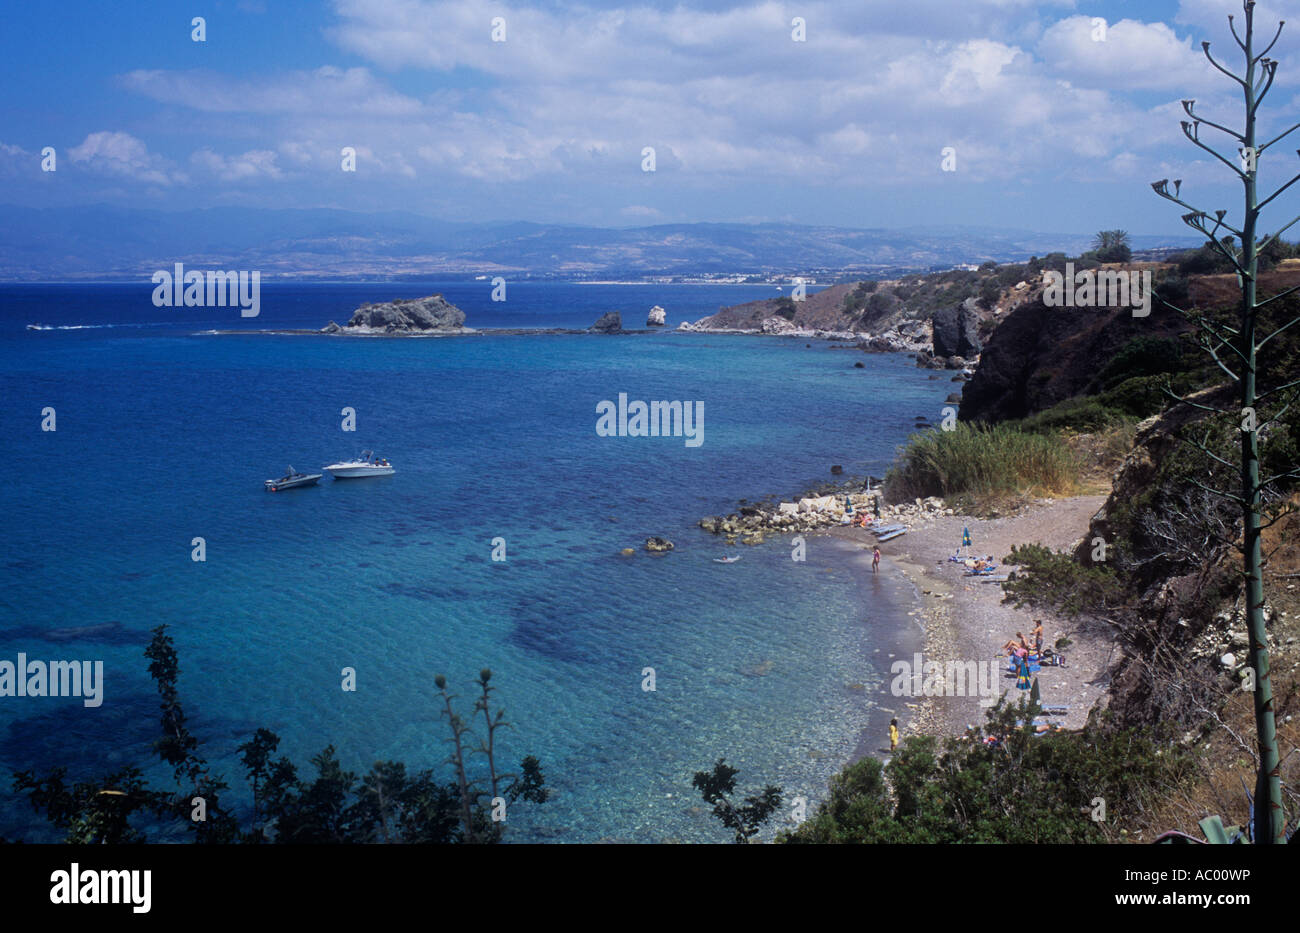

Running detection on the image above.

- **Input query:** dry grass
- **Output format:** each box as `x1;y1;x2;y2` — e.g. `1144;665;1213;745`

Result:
1065;423;1138;494
1127;500;1300;841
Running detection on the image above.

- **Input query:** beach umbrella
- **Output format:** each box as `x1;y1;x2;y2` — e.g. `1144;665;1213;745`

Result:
1030;678;1041;706
962;526;972;548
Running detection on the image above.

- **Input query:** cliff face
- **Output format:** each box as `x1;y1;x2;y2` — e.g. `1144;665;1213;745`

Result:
322;295;469;334
932;299;982;358
958;287;1190;423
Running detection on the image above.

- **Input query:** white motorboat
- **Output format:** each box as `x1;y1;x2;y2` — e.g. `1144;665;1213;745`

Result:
323;450;395;478
265;467;323;491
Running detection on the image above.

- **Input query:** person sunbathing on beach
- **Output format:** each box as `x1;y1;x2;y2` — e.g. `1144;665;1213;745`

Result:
1031;620;1044;654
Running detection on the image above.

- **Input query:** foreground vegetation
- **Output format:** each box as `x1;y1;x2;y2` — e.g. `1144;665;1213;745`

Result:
695;698;1198;843
10;626;547;843
886;422;1078;502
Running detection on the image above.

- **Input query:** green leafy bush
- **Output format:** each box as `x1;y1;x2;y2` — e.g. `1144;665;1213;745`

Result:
1016;397;1122;434
781;700;1195;844
1096;336;1189;391
1001;543;1125;617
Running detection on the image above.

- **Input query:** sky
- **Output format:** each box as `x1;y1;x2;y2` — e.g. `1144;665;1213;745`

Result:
5;0;1300;235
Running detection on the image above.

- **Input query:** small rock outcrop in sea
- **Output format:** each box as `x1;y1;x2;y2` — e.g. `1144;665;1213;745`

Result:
646;305;666;327
322;295;470;335
644;536;674;552
590;311;623;333
931;299;982;359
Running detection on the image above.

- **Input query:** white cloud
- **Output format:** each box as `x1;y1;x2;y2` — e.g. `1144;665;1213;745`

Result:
77;0;1274;212
191;148;283;182
121;66;422;116
68;132;184;186
1039;17;1212;90
0;142;35;177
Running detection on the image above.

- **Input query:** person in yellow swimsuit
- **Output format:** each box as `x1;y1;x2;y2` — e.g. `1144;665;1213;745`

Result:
889;718;899;751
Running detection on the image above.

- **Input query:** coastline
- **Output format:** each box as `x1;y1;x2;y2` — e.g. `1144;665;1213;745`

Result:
823;494;1121;743
195;326;893;340
816;534;926;764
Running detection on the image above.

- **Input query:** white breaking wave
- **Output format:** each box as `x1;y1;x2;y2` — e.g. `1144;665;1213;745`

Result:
25;322;171;331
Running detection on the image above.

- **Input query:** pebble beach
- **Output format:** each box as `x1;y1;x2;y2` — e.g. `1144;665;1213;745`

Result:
827;494;1121;746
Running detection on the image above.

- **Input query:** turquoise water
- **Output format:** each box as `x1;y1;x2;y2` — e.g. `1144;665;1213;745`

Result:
0;284;943;842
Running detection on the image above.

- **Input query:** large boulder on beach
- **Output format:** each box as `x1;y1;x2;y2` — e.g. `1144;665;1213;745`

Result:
646;305;666;327
327;295;469;335
590;311;623;333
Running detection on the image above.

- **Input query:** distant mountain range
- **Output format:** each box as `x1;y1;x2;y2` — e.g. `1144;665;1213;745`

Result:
0;205;1202;281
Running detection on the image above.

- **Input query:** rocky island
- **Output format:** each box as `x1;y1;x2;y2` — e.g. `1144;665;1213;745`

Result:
321;294;474;336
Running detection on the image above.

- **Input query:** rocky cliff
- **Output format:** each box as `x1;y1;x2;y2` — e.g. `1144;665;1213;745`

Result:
932;299;983;358
958;285;1190;423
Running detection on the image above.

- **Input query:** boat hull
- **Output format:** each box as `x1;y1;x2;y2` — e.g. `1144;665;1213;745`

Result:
324;465;395;478
265;474;322;491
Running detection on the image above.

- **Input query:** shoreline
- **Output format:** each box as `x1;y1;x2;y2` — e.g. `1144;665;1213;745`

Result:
816;535;926;765
820;493;1121;744
191;325;924;345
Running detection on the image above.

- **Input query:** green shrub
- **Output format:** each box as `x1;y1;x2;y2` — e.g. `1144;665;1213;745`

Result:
1016;397;1123;434
1001;543;1125;617
1176;244;1234;276
998;263;1029;286
1153;271;1190;309
1095;336;1189;390
781;699;1195;844
978;278;1001;309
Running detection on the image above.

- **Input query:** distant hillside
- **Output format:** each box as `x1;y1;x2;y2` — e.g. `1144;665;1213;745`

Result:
0;205;1199;281
689;263;1035;340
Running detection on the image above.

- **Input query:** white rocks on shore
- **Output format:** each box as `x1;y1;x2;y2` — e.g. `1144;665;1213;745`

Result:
699;493;954;536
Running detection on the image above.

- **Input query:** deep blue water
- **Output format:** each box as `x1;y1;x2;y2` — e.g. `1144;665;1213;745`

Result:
0;283;946;842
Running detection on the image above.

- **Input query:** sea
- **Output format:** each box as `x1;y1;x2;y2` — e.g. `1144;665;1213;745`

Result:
0;282;948;843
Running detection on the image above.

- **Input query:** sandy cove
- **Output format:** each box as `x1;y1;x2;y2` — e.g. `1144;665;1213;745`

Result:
826;494;1121;744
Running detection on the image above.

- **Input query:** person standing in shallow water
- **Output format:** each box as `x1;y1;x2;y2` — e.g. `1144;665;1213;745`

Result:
872;546;881;573
889;718;899;751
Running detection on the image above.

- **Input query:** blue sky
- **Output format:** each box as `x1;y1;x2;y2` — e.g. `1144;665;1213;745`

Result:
5;0;1300;236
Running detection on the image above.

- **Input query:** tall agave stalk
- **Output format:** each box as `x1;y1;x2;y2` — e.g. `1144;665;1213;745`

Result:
1151;0;1300;844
